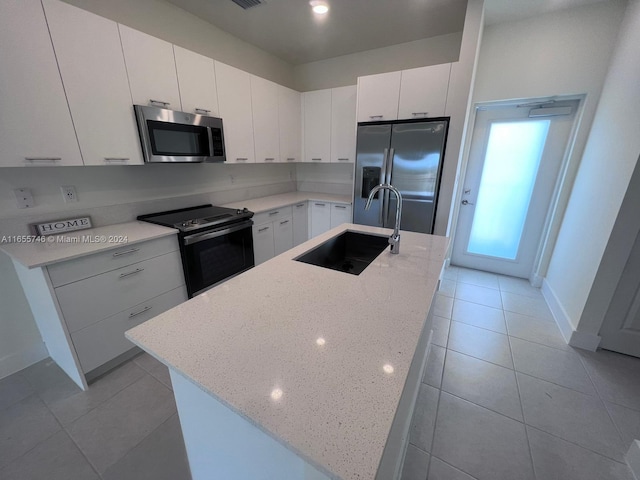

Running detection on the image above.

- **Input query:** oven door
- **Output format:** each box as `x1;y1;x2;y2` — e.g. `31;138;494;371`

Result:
182;220;255;297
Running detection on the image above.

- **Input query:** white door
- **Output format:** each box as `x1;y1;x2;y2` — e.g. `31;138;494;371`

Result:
451;101;579;278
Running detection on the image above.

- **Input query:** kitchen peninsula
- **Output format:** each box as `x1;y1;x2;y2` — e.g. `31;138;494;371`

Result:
126;224;448;479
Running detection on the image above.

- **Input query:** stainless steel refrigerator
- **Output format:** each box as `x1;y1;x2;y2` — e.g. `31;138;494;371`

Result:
353;120;448;234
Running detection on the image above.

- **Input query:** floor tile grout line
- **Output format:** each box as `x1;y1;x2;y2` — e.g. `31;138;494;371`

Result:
429;454;481;480
438;383;525;424
513;369;598;398
446;344;515;371
451;295;505;312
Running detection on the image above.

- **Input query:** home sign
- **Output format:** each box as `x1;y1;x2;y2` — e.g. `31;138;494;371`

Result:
31;216;93;236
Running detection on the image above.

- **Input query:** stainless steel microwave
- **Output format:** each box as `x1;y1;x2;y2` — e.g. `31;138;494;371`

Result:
134;105;225;163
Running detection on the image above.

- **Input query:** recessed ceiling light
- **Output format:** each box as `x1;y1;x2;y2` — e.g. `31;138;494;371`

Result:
310;1;329;14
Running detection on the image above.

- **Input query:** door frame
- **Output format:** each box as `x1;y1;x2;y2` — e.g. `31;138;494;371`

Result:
446;95;586;284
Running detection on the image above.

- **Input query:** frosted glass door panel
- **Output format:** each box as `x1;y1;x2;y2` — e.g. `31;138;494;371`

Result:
467;120;549;260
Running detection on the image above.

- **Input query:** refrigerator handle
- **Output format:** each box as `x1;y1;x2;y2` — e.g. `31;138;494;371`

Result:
380;148;389;225
387;148;395;184
382;148;395;227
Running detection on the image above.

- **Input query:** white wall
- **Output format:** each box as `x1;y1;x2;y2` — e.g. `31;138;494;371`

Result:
293;33;462;92
61;0;295;88
545;0;640;337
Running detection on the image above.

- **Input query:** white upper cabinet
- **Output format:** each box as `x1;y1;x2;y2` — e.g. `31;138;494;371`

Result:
331;86;357;163
174;45;219;116
251;76;280;163
356;71;401;123
215;61;255;163
278;86;302;163
0;0;82;167
43;0;142;166
398;63;451;120
303;90;332;163
119;25;181;110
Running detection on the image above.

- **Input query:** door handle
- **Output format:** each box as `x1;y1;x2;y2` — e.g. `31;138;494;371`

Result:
461;200;475;205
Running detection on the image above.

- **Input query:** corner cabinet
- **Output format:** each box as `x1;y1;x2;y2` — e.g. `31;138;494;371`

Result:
12;235;187;389
43;0;143;166
0;0;82;167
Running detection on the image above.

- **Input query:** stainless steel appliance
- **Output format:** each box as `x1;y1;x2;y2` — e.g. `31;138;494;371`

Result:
354;119;449;234
138;205;254;297
134;105;225;163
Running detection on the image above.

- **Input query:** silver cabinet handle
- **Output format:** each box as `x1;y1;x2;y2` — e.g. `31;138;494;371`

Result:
337;158;349;162
112;248;139;257
286;158;295;162
311;158;322;161
104;157;130;162
24;157;61;162
296;203;305;208
236;158;248;162
119;268;144;278
149;99;170;107
269;211;279;216
129;306;152;318
258;226;270;232
412;112;429;116
369;115;383;119
195;108;211;114
265;158;275;162
280;220;289;225
334;205;347;209
315;203;325;207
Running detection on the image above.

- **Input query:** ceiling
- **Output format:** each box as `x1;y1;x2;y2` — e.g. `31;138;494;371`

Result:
165;0;611;65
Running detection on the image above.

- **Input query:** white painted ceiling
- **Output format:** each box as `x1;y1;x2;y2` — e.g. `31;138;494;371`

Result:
165;0;611;65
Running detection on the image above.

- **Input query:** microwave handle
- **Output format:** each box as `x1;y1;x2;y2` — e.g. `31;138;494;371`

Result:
207;126;215;158
183;220;253;246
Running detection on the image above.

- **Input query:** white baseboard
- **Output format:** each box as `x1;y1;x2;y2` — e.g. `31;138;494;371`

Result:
627;440;640;480
541;280;601;351
0;343;48;380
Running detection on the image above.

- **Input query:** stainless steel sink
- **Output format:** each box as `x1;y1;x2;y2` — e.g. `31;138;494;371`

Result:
294;231;389;275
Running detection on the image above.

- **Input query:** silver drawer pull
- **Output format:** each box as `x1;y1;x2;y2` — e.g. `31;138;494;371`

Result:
265;158;275;162
412;112;429;116
104;157;130;162
236;158;248;162
369;115;383;119
149;99;170;107
195;108;211;114
334;205;347;209
311;158;322;161
119;268;144;278
286;158;295;162
258;226;270;232
129;306;152;318
280;220;289;225
337;158;349;161
269;211;279;216
24;157;61;162
315;203;325;206
112;248;139;257
296;203;305;208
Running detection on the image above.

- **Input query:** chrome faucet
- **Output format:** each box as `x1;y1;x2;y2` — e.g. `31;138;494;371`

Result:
365;184;403;254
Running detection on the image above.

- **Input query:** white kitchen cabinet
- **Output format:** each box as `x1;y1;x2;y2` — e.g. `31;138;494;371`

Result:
216;61;256;163
174;45;219;116
252;223;275;265
43;0;142;166
398;64;451;120
278;86;302;163
330;203;353;228
119;24;181;110
356;71;402;123
0;0;82;167
251;76;281;163
331;86;357;163
273;216;294;255
292;202;309;246
303;90;332;163
310;201;332;238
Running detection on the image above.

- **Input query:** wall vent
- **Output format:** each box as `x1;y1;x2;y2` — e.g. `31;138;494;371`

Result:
230;0;264;9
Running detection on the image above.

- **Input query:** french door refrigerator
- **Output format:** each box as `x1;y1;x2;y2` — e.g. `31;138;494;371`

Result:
353;119;449;234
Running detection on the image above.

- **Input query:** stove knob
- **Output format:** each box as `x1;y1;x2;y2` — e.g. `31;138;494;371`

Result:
243;207;249;213
236;209;242;214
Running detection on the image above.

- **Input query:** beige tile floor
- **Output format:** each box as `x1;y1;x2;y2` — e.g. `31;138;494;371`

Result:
0;266;638;479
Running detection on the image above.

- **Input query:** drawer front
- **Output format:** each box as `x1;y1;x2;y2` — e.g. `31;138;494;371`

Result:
48;235;179;287
72;285;187;373
330;203;353;228
56;251;185;333
252;205;292;226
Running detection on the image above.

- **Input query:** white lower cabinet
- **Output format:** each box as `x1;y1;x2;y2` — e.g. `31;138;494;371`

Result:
292;202;309;246
310;202;331;238
252;223;275;265
330;203;353;228
273;216;294;256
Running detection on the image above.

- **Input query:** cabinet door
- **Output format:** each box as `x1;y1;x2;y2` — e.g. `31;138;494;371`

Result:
174;45;219;116
303;90;331;163
44;0;142;166
331;85;357;163
0;0;82;167
119;25;181;110
252;223;275;265
251;76;280;163
292;202;309;246
330;203;353;229
273;216;294;256
278;86;302;163
356;71;401;123
216;61;256;163
398;64;451;120
310;202;331;238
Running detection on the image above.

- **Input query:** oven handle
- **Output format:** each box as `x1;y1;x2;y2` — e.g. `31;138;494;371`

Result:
183;220;253;246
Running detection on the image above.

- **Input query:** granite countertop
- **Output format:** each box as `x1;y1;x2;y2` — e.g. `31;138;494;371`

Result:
223;192;352;213
126;223;448;480
0;221;178;268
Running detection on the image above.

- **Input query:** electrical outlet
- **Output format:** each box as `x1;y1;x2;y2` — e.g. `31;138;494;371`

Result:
61;185;78;203
14;188;34;208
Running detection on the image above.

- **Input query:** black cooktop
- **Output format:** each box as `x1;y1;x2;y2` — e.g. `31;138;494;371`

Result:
138;204;253;233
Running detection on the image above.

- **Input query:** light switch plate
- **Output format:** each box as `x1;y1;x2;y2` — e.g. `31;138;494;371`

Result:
14;188;34;208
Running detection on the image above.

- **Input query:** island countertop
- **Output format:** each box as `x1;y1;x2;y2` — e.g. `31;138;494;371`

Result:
126;224;448;479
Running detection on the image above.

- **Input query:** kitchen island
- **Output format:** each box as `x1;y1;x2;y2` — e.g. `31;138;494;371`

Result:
126;224;448;479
